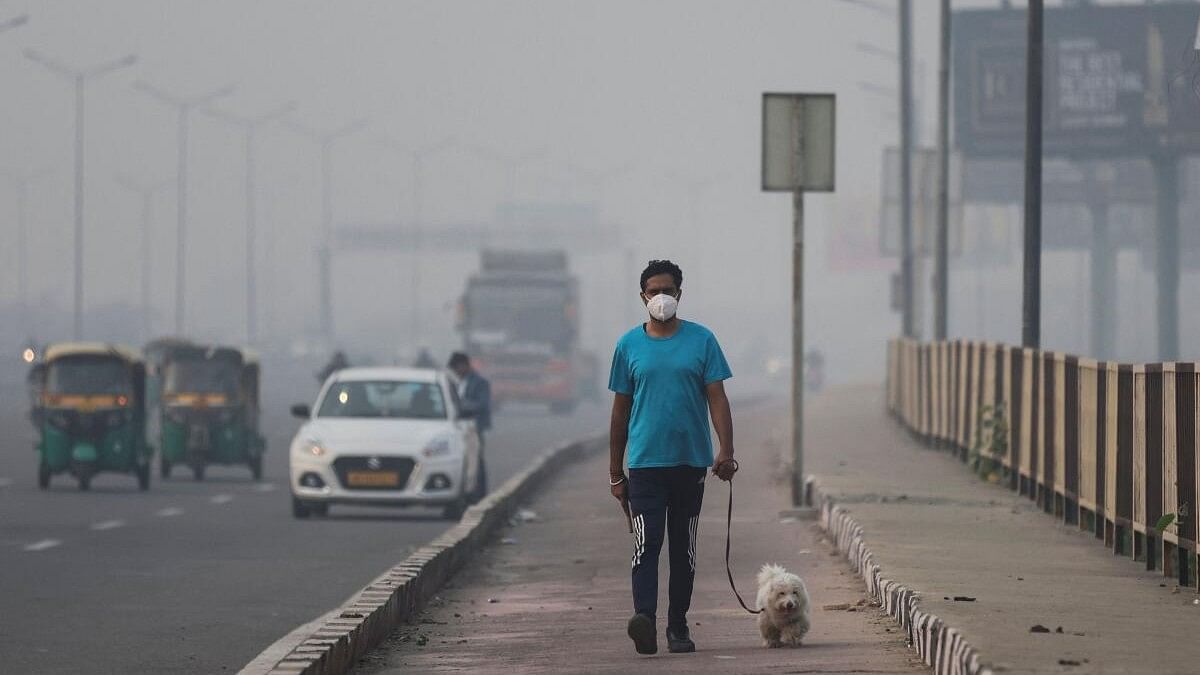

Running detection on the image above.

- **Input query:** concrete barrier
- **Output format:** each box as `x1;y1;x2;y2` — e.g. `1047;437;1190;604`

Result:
254;435;605;675
809;476;993;675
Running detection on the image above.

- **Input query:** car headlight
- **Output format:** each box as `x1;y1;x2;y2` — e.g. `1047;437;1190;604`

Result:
422;436;453;458
294;439;326;457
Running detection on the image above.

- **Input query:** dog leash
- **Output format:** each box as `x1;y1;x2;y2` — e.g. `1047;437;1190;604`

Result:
721;460;761;615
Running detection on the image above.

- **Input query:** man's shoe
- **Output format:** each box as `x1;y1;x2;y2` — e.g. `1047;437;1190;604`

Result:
666;625;696;653
627;613;658;655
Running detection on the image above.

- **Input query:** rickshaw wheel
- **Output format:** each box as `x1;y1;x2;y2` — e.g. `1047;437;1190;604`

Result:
136;463;150;491
78;474;91;491
192;464;205;482
160;461;171;479
250;456;263;482
38;462;50;490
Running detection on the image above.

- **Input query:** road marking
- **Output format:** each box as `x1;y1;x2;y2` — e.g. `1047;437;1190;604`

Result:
0;477;13;488
156;507;184;517
254;483;276;493
24;539;62;552
211;494;234;505
90;520;125;531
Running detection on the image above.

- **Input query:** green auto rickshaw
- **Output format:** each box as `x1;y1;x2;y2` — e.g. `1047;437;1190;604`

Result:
159;345;265;481
33;343;152;491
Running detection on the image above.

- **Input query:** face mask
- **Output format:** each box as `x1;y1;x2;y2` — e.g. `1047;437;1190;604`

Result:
645;293;678;322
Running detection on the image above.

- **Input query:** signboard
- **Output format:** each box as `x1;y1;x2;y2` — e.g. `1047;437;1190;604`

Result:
954;3;1200;157
761;93;835;192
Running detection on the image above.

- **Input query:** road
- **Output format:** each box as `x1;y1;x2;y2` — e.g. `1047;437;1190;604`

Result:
0;364;605;674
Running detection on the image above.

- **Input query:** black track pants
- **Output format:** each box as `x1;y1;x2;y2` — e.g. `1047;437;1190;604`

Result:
628;465;706;630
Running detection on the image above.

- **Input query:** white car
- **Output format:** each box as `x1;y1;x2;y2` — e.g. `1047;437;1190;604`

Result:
288;367;482;520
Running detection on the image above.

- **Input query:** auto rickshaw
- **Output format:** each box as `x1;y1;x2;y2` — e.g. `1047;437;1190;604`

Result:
143;338;195;439
159;345;266;480
32;343;152;491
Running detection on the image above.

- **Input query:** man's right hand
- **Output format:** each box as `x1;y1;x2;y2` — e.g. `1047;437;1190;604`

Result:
610;477;627;502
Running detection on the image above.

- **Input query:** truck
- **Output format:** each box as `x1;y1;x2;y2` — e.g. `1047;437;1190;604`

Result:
457;249;596;414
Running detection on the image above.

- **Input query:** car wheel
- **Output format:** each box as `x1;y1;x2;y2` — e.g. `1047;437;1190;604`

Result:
136;462;151;491
38;461;50;490
470;457;488;504
249;455;263;482
311;502;329;517
292;496;311;519
442;498;466;521
160;461;171;479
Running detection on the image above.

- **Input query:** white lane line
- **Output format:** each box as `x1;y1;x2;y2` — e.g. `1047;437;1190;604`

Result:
0;477;13;488
24;539;62;552
156;507;184;517
253;483;276;493
211;494;234;505
90;519;126;531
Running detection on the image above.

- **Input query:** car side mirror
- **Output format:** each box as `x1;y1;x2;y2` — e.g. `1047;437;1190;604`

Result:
290;404;311;419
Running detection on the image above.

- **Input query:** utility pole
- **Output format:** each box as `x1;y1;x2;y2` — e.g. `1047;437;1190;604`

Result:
1021;0;1044;348
24;49;138;340
285;117;368;345
1153;155;1180;361
115;175;172;341
204;101;295;345
378;135;455;347
934;0;951;341
898;0;915;338
135;81;235;336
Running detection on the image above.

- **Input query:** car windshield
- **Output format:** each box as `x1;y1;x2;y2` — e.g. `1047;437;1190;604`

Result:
164;360;240;396
46;357;132;395
317;380;446;420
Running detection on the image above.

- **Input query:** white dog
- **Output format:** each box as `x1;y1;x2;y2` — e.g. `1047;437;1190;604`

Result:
755;563;811;648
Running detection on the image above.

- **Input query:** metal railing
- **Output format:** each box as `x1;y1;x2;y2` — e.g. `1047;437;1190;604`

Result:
887;338;1199;586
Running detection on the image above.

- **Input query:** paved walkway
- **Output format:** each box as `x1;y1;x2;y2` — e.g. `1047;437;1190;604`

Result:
353;401;927;674
806;386;1200;675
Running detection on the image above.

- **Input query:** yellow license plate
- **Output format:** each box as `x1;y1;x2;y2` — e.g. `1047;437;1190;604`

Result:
346;471;400;487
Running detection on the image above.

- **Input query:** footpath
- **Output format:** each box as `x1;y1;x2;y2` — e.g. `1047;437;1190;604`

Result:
353;399;927;674
805;386;1200;674
353;385;1200;674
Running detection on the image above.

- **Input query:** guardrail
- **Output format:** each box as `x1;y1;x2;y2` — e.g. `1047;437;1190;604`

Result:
887;338;1198;587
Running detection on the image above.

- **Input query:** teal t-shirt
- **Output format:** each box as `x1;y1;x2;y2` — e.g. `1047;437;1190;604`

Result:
608;320;732;469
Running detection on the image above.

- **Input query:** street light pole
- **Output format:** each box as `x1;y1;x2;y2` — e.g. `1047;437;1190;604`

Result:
284;117;368;345
1021;0;1044;349
115;176;171;341
898;0;914;338
204;102;295;345
135;81;236;337
934;0;951;341
24;49;138;340
378;135;455;347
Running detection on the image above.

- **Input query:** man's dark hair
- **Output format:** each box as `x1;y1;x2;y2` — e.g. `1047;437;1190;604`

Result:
640;259;683;292
447;352;471;368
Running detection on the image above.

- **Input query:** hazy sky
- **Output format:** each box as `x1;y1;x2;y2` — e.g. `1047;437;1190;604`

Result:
3;1;1191;382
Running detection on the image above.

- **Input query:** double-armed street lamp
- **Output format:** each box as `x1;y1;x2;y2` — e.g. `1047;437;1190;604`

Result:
114;174;172;341
204;101;296;345
24;49;138;340
134;80;236;337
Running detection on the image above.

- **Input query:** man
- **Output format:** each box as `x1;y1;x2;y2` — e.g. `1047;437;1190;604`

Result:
608;259;736;656
448;352;492;495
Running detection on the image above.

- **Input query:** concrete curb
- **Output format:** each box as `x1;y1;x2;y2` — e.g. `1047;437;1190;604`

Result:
257;435;605;675
809;477;994;675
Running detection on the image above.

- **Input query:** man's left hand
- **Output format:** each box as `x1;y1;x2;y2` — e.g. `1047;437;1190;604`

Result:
712;450;737;481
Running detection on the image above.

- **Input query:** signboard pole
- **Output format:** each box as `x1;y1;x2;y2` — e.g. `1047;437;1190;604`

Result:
1021;0;1043;349
791;188;805;507
934;0;951;341
1153;155;1180;361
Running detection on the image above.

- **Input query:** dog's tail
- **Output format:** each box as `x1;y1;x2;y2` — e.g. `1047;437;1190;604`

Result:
757;563;788;587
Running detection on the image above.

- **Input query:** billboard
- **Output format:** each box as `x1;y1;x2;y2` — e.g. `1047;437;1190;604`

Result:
954;3;1200;157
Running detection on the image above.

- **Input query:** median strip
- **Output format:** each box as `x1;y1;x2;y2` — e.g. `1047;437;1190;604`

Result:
23;539;62;552
246;434;604;675
90;520;125;531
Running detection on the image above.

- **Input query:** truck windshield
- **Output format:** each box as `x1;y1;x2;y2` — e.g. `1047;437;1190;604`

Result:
165;360;240;396
465;286;571;351
318;381;446;420
46;357;132;395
